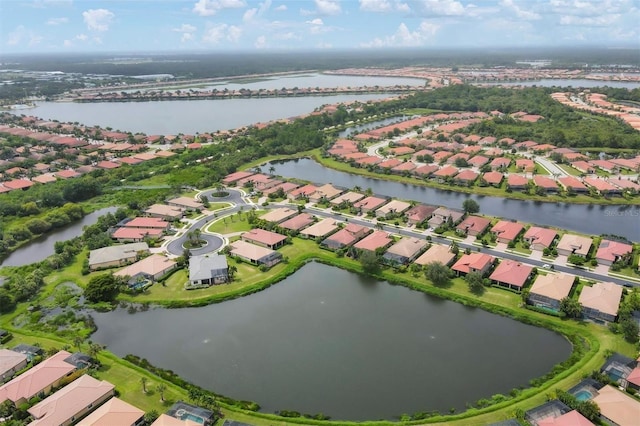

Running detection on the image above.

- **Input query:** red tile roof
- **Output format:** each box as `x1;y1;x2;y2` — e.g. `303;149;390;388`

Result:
523;226;557;248
596;239;633;263
125;217;169;229
353;230;392;252
491;220;524;242
456;215;491;234
482;171;504;185
242;228;287;246
279;213;314;231
452;253;494;274
507;174;529;187
455;169;479;182
533;175;558;190
489;259;533;289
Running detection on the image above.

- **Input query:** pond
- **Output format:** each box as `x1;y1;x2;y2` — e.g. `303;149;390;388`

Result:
91;262;571;420
0;207;118;268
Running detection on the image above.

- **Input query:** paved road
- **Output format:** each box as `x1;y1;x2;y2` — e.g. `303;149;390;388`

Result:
162;188;635;287
303;205;636;288
164;188;251;256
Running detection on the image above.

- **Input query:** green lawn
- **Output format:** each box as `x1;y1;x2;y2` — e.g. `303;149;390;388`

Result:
558;164;582;176
205;214;258;234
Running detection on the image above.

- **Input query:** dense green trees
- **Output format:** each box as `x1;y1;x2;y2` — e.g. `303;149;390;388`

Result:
559;297;583;318
359;250;380;275
462;199;480;214
84;274;122;303
424;261;452;287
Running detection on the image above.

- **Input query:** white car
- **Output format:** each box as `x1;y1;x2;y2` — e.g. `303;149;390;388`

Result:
542;264;551;269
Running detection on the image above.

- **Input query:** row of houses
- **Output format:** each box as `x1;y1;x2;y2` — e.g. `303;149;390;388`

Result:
247;206;625;324
0;346;216;425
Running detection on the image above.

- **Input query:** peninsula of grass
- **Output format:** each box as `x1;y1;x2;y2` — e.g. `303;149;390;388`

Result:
303;150;640;206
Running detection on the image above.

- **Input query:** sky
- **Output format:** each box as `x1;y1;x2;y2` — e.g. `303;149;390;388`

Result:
1;0;639;54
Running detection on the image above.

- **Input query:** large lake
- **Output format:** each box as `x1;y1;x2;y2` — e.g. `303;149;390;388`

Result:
267;158;640;241
26;94;391;135
91;262;571;420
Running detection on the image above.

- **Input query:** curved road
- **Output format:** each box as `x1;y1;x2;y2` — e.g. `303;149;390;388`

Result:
165;188;251;256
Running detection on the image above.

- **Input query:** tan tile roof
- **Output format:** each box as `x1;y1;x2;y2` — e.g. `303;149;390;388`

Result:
578;282;622;317
414;244;456;266
77;396;144;426
592;385;640;426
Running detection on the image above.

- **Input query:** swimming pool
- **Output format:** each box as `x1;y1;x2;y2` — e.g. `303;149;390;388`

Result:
574;389;593;401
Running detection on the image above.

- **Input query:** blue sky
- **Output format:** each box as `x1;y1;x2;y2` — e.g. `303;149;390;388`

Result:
1;0;639;53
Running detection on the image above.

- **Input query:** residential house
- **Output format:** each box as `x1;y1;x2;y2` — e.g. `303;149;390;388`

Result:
595;239;633;266
308;184;343;203
113;254;177;282
558;176;589;193
537;410;594;426
491;220;524;244
534;176;559;193
260;207;298;224
166;197;203;212
413;164;439;177
507;174;529;190
329;191;364;206
0;349;28;383
428;207;465;228
321;223;369;250
88;243;149;271
627;363;640;392
579;282;623;323
584;178;621;195
414;244;456;267
490;157;511;170
144;204;184;220
230;241;282;268
556;234;592;257
0;351;76;406
188;254;229;286
164;400;215;425
523;227;557;251
77;397;144;426
451;253;494;276
528;273;575;310
300;218;338;239
432;165;459;180
241;228;287;249
375;199;411;218
123;217;170;231
353;230;393;253
353;196;388;214
28;375;115;426
482;171;504;187
11;344;43;361
111;227;164;243
222;171;255;185
382;237;427;265
456;215;491;236
287;184;317;200
405;204;436;226
516;158;535;172
489;259;533;291
279;213;315;232
592;385;640;426
454;169;479;185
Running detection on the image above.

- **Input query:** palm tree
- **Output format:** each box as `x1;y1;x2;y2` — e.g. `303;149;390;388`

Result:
228;265;238;281
140;377;148;393
268;165;275;175
73;336;84;352
156;383;167;402
88;342;104;359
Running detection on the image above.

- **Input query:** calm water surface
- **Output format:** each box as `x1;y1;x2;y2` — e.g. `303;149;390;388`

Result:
26;94;392;135
267;158;640;241
91;262;571;420
0;207;117;267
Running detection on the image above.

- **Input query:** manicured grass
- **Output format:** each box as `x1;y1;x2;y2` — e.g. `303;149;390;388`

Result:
558;164;582;176
205;214;259;234
206;202;233;211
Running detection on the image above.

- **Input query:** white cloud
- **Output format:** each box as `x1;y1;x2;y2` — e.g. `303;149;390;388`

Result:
499;0;540;20
6;25;43;47
316;41;332;48
243;0;271;22
192;0;246;16
315;0;341;15
412;0;466;16
361;20;439;47
172;24;197;42
274;4;287;11
62;33;89;48
63;39;73;47
255;35;267;48
76;33;88;41
202;23;242;44
306;18;324;25
559;14;620;26
360;0;392;12
82;9;114;32
46;17;69;25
